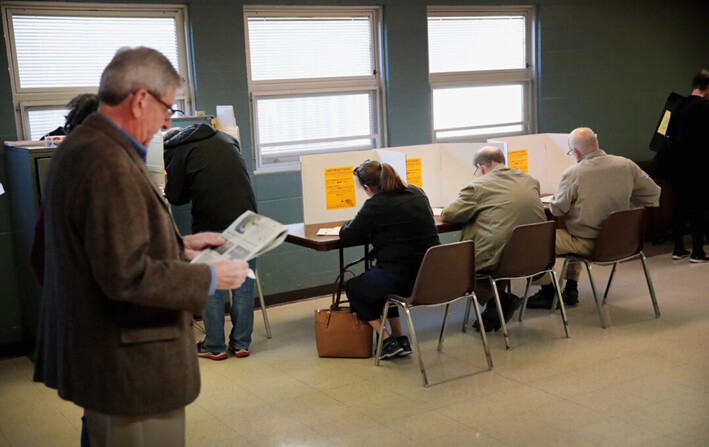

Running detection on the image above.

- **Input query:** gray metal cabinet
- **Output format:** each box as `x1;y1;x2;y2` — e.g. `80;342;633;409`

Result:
4;142;55;351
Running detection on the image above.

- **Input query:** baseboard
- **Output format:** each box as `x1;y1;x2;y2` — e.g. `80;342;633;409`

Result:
261;284;332;307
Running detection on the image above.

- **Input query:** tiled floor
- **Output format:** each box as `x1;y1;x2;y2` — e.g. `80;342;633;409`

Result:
1;239;708;446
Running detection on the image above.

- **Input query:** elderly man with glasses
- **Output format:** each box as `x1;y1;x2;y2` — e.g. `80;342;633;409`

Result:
526;127;661;309
441;146;546;329
33;47;249;447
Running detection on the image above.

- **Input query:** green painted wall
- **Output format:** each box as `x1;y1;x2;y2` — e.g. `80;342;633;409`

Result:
1;0;708;346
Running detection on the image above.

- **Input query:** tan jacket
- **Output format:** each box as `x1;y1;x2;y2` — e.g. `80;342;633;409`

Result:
551;150;661;239
442;166;546;271
33;113;212;416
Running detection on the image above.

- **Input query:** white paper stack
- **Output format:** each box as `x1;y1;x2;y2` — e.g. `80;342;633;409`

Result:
215;105;241;144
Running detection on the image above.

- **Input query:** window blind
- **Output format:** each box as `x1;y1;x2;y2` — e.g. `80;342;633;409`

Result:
428;16;526;73
247;17;373;81
12;15;180;89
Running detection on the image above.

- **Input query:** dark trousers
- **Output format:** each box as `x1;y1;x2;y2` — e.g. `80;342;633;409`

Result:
345;266;417;321
672;181;707;255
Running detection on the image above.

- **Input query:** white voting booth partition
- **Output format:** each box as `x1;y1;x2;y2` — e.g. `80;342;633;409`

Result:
383;142;502;208
488;133;572;195
300;149;408;225
300;143;501;224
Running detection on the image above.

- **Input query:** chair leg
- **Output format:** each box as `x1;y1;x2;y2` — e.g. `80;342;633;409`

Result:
469;292;493;370
553;259;571;311
254;270;272;339
550;270;570;338
640;252;661;318
584;261;608;329
490;278;511;350
462;296;473;333
438;303;452;351
518;277;532;322
602;262;618;304
374;302;392;366
400;305;430;387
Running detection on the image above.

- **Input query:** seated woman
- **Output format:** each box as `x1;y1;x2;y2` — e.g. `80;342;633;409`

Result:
340;160;440;359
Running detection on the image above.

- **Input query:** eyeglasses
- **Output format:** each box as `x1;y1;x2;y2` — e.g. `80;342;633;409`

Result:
474;163;480;176
145;90;184;118
567;148;574;156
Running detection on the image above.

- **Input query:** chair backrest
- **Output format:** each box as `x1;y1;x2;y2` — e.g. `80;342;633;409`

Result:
492;220;557;278
408;241;475;306
592;207;646;262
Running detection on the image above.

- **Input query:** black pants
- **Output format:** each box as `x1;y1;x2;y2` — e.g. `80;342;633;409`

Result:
672;181;707;255
345;266;417;321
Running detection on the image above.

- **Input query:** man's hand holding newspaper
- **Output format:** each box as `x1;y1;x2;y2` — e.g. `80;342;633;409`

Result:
190;211;288;272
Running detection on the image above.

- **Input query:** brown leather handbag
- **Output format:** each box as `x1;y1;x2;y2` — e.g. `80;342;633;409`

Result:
314;272;373;358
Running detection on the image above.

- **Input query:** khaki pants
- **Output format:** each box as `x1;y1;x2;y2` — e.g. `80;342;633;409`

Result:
536;229;596;285
85;407;185;447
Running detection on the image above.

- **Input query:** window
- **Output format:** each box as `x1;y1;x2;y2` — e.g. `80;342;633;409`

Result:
2;2;194;140
428;7;536;142
244;6;384;172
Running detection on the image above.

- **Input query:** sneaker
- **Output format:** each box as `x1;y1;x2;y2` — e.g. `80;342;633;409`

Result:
525;285;556;309
396;336;413;357
228;343;250;358
672;249;691;260
689;253;709;263
379;337;403;359
197;341;227;360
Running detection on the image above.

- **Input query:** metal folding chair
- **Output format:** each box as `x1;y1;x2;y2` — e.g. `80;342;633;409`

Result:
374;241;493;387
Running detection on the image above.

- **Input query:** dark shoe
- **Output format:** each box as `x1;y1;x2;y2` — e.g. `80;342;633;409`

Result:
689;253;709;263
562;280;579;306
228;342;250;358
197;341;227;360
525;285;556;309
562;288;579;306
395;336;413;357
672;249;690;260
379;337;403;359
499;292;523;322
472;302;500;332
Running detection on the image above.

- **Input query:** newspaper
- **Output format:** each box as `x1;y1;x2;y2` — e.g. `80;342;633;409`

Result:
190;211;287;265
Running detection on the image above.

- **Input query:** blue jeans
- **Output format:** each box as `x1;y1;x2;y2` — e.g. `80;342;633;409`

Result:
202;259;256;352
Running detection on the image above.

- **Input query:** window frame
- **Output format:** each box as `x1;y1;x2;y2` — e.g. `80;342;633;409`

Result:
427;6;537;143
243;5;385;173
1;1;195;140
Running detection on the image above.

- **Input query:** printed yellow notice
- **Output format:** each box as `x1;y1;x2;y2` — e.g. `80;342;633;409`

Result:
324;166;356;210
508;149;529;173
657;110;671;136
406;158;422;187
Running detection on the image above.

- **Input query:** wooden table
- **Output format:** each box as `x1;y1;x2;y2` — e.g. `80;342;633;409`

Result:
285;216;462;298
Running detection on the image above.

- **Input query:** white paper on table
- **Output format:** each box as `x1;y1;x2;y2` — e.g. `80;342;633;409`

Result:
316;227;341;236
431;207;443;216
540;195;554;204
0;182;4;196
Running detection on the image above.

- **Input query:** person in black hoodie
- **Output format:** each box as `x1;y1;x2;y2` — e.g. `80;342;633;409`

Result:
340;160;440;359
164;123;258;359
666;69;709;262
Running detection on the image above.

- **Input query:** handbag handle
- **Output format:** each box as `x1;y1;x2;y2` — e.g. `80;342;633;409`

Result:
331;269;356;307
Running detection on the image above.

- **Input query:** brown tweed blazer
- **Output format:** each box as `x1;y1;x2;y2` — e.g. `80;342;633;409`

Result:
33;113;212;416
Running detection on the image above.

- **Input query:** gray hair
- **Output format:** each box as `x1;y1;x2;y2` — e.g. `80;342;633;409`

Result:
98;46;182;106
474;146;506;167
568;127;599;155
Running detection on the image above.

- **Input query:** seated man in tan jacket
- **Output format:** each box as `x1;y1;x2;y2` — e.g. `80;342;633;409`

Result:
442;146;546;328
527;127;661;308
